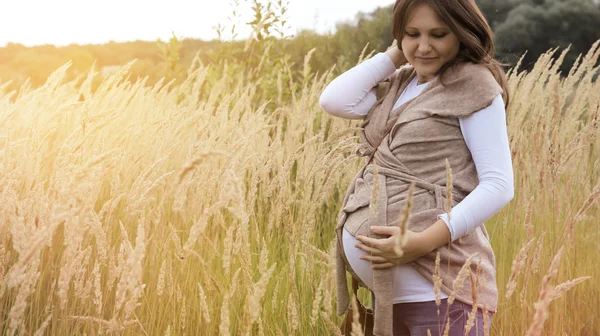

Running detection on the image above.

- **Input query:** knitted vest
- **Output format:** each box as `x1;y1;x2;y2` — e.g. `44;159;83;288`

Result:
334;61;504;336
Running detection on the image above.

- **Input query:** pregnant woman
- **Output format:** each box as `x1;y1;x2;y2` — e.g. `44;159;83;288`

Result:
319;0;515;335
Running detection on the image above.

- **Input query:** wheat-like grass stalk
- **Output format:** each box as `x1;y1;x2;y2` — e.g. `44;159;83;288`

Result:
222;225;235;275
287;292;299;333
483;304;490;336
0;246;6;299
182;216;208;256
321;309;343;336
442;314;450;336
180;296;187;330
73;247;92;300
464;259;482;336
563;184;600;242
93;262;103;315
219;290;231;336
7;257;41;336
197;282;211;323
530;232;546;274
505;236;536;299
523;195;534;239
448;253;478;304
395;182;415;256
525;246;565;336
444;159;453;222
433;251;442;307
271;278;281;315
322;286;334;317
310;278;324;327
247;263;277;327
177;151;227;183
258;238;269;276
350;295;365;336
549;276;591;301
156;259;167;297
32;314;52;336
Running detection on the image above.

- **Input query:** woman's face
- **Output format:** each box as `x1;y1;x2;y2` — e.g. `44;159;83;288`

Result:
400;3;460;84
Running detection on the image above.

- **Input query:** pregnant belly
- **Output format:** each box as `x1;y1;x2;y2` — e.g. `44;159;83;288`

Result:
342;227;449;303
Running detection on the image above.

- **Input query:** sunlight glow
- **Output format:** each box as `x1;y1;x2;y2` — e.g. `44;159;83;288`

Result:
0;0;394;47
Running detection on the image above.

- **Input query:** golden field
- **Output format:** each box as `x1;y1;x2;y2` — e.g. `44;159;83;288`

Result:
0;40;599;335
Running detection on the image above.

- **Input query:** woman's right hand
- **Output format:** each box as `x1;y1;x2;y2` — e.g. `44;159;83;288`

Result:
385;39;408;69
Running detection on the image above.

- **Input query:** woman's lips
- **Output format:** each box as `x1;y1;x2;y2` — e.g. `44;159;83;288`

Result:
416;56;437;63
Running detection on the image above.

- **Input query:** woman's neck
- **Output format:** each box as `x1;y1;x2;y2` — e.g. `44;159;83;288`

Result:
416;74;437;86
416;72;437;85
416;77;430;86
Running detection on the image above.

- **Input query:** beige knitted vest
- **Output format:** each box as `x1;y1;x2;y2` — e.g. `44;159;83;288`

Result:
334;61;504;336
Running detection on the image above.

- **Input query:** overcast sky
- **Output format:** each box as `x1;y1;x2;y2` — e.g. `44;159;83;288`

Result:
0;0;395;47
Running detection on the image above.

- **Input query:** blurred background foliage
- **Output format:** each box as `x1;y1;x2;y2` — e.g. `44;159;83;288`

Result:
0;0;599;104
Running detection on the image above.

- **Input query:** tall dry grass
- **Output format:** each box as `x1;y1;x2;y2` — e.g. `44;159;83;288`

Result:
0;39;599;335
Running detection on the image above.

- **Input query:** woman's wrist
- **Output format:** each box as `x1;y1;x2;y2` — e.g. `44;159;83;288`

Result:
384;46;408;69
419;218;452;253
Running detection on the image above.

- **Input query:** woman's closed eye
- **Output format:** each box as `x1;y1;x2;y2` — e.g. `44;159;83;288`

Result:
405;32;447;39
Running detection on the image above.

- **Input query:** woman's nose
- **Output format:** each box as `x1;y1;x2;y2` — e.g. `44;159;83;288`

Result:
418;38;432;53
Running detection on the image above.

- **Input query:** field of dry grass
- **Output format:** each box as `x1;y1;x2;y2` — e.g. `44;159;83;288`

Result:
0;40;599;335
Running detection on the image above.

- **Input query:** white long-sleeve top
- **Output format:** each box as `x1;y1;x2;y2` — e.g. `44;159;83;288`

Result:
321;53;514;303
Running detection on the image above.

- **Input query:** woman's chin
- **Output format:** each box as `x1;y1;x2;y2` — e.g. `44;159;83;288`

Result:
415;63;440;70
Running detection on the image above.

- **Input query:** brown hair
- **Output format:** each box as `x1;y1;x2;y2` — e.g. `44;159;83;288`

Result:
392;0;510;107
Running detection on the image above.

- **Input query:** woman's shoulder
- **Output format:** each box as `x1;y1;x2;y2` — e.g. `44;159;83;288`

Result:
429;62;504;118
447;62;501;90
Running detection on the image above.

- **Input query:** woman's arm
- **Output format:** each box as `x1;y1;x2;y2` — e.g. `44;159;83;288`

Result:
319;45;406;119
318;53;395;119
436;93;515;242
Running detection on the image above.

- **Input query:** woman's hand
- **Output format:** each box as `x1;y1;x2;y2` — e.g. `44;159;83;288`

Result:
385;40;408;69
354;226;430;269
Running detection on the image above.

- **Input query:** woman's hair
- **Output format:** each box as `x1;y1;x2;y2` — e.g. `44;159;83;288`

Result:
392;0;510;107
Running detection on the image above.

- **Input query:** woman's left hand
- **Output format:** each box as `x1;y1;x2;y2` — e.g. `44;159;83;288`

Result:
354;226;430;269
